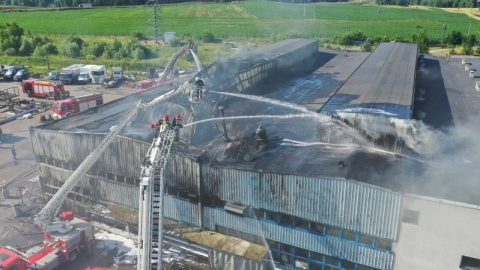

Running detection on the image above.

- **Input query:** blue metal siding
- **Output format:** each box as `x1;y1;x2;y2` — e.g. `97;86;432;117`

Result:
201;207;393;269
202;166;401;240
164;195;201;226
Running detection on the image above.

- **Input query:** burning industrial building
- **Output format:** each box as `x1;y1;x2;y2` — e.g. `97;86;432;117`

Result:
30;39;480;270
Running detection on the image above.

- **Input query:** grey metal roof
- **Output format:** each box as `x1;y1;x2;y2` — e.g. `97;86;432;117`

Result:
322;42;417;119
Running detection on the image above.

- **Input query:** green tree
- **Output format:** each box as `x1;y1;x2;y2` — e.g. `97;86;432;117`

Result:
0;22;24;55
19;37;34;56
199;32;215;43
59;42;81;58
132;48;145;60
462;34;476;55
362;39;373;52
446;30;463;46
412;30;429;54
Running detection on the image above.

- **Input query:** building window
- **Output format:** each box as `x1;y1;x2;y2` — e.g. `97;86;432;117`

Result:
106;172;115;181
115;175;125;183
342;229;356;241
374;238;392;251
295;217;310;230
325;255;340;267
295;247;309;259
266;239;278;250
359;234;374;245
326;226;341;237
126;177;135;185
265;210;278;222
310;251;323;263
341;260;355;270
402;209;420;225
279;213;293;227
311;222;324;234
357;264;372;270
310;261;322;270
281;243;293;254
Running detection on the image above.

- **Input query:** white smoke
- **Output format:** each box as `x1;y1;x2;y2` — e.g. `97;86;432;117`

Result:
336;112;446;156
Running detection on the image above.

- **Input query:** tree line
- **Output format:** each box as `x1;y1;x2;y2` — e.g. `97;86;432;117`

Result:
374;0;478;8
0;22;157;60
5;0;239;7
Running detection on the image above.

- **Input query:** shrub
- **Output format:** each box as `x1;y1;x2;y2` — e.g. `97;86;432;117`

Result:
4;48;16;56
133;48;146;60
199;32;215;43
32;45;48;57
59;42;81;58
169;36;184;47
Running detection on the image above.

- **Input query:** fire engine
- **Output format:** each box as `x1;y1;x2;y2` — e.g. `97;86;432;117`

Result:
21;79;70;100
52;93;104;118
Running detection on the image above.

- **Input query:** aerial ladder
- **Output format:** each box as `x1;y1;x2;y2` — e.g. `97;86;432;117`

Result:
34;101;142;233
158;44;192;84
137;127;176;270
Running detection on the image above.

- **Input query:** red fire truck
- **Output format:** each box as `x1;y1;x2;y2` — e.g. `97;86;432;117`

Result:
0;214;94;270
52;93;103;118
21;79;70;100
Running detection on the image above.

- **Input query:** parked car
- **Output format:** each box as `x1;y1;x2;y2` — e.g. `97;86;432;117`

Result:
48;70;60;80
3;65;25;81
13;69;29;81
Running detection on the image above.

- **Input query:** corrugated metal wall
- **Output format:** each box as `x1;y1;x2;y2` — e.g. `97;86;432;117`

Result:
202;208;393;270
31;129;148;179
200;166;401;241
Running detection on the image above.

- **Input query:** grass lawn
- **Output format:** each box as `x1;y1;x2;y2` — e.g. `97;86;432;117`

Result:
0;2;478;40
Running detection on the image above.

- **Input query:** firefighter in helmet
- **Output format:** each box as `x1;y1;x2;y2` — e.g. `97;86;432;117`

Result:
172;114;183;144
159;114;171;133
194;77;205;102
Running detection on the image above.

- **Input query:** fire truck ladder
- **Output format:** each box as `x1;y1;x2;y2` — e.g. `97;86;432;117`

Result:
137;129;176;270
34;101;142;233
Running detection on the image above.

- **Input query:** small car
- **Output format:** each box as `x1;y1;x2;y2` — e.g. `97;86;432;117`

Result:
13;69;29;81
48;70;60;80
3;68;17;81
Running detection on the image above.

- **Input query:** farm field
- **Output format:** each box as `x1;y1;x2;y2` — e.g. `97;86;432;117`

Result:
0;2;478;40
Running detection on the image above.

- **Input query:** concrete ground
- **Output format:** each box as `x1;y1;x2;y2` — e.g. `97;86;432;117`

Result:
0;78;138;270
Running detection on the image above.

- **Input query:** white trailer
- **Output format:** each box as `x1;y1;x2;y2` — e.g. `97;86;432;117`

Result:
91;65;107;84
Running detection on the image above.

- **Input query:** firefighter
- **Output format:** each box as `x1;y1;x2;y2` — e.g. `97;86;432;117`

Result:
172;114;183;144
194;77;205;102
159;114;171;133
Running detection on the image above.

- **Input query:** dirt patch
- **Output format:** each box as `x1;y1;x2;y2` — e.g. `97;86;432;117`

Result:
231;4;256;18
443;8;480;20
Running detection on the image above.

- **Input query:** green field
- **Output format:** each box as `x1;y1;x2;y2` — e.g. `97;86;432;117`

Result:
0;2;479;40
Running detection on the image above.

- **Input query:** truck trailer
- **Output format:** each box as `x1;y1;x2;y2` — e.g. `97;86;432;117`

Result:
52;93;103;118
21;79;70;100
60;64;84;84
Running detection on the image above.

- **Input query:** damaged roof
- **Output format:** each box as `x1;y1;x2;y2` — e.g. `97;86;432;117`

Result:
34;40;480;206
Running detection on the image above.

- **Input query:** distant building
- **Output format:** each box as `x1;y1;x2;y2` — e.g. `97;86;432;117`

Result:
164;32;176;44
